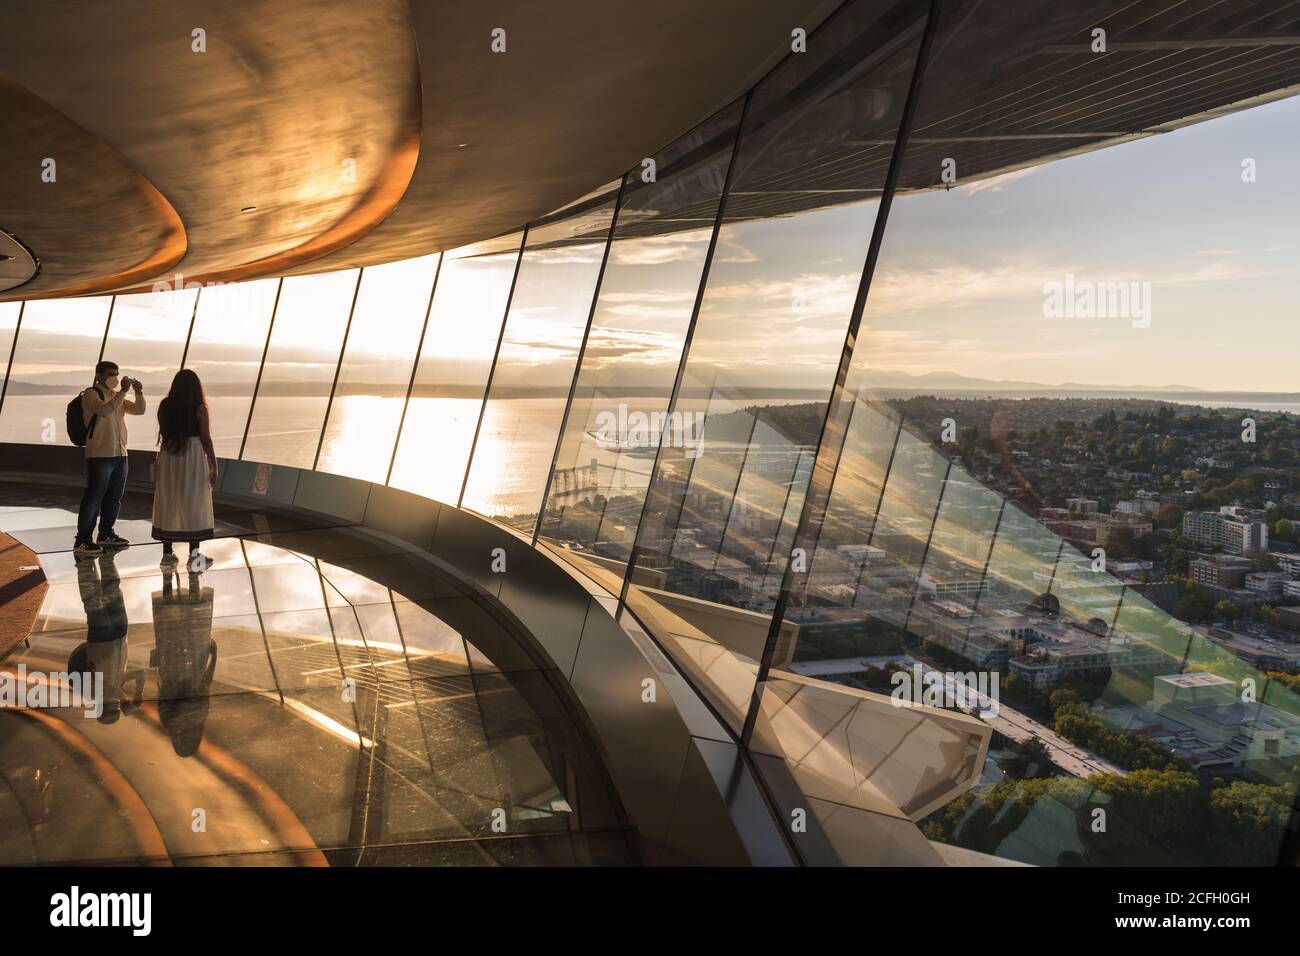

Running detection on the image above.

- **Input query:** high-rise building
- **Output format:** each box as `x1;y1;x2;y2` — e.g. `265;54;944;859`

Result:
1182;512;1270;554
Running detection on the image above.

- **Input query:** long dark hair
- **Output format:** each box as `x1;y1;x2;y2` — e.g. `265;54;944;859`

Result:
157;369;207;454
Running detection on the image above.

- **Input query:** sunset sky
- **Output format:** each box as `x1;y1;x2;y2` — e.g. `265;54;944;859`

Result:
3;93;1297;398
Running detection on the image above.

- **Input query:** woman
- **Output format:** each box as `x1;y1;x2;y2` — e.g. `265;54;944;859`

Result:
152;369;217;569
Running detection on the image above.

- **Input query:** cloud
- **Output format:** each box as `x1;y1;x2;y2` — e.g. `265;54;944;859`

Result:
958;165;1041;195
712;239;759;264
864;261;1050;313
608;230;712;265
859;251;1291;319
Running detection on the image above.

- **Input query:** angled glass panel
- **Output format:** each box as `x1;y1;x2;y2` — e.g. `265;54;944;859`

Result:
389;232;523;504
461;184;620;531
0;296;112;445
1050;543;1125;631
0;302;21;408
980;504;1062;615
623;0;927;731
800;397;899;611
757;0;1300;866
317;255;439;482
726;418;818;598
536;103;743;590
182;277;280;458
919;472;1004;604
242;269;359;468
871;427;948;574
98;287;199;449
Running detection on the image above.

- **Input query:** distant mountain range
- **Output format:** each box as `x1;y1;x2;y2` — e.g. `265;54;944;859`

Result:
3;366;1295;405
857;366;1294;400
860;368;1209;393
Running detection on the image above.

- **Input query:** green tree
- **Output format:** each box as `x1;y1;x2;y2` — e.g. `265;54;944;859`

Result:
1207;782;1291;865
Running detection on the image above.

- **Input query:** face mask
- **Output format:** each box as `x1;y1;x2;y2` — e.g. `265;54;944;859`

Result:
104;376;120;390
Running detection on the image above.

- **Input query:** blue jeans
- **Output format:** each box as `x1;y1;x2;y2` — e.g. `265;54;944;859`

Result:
77;456;128;544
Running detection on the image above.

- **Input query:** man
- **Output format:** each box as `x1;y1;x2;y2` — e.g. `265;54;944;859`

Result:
74;361;145;558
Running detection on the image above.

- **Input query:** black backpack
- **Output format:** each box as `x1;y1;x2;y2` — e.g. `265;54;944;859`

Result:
66;386;104;447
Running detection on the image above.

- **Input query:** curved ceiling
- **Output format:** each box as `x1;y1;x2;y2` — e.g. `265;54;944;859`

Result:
0;71;185;297
0;0;839;300
0;0;420;299
6;0;1298;302
0;229;38;295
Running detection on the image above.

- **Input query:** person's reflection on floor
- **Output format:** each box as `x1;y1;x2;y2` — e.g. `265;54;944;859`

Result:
151;569;217;757
68;551;145;724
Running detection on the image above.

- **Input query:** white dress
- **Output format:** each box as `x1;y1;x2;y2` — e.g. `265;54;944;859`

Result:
152;436;214;542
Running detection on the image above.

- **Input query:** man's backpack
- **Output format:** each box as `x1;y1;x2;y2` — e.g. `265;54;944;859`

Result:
66;386;104;447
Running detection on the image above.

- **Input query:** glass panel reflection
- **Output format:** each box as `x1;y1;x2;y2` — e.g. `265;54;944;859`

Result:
0;486;631;865
317;255;439;482
242;269;359;468
760;0;1300;865
182;277;281;458
623;0;927;730
536;103;743;588
389;233;523;504
461;185;620;531
98;287;199;450
0;297;113;445
0;302;20;411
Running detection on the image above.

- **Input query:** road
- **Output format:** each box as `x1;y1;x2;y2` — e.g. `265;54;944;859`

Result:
915;659;1129;778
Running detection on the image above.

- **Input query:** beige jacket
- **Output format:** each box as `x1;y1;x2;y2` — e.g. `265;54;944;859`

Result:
81;385;146;458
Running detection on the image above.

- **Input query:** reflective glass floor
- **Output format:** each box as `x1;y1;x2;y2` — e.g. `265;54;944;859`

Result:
0;481;635;866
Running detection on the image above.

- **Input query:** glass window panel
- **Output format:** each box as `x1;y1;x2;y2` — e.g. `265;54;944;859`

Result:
183;277;280;458
0;302;21;409
980;505;1063;614
921;473;1004;597
535;103;742;588
98;287;198;449
768;0;1300;866
903;463;1007;652
802;398;900;609
778;418;954;667
871;427;948;574
623;0;926;731
1050;544;1125;630
389;232;522;503
1248;675;1300;805
316;254;439;482
460;185;620;531
1103;594;1196;703
242;269;359;468
0;296;112;445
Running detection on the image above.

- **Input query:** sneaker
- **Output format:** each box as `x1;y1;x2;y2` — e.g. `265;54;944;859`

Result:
98;532;130;549
160;552;180;570
74;541;104;558
187;551;209;573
